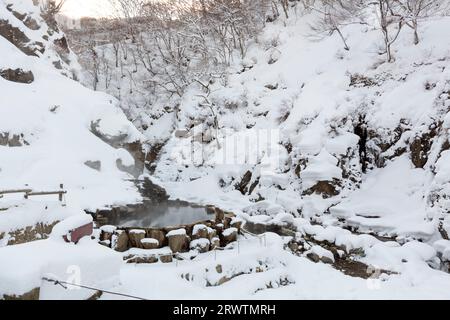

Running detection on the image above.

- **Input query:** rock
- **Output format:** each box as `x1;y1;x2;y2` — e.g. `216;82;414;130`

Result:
6;221;58;245
99;240;111;247
264;83;278;90
160;254;173;263
0;132;27;147
99;225;116;241
215;264;223;273
0;68;34;84
100;230;113;242
0;19;41;56
206;205;216;214
139;178;169;203
190;238;210;253
175;129;189;138
141;238;159;249
235;170;252;195
192;224;209;239
3;287;40;300
307;252;320;263
167;228;189;253
304;180;340;198
128;229;146;248
125;255;158;264
288;241;299;252
147;229;166;248
223;213;234;228
207;227;217;241
214;207;224;223
211;237;220;249
320;256;334;264
112;230;129;252
242;221;267;235
221;227;238;246
84;160;101;171
230;218;243;231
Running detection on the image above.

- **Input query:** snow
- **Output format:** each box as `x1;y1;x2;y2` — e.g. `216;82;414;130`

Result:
192;224;207;236
167;228;187;237
129;229;146;235
50;213;92;240
141;238;159;245
3;1;450;300
110;233;450;299
0;1;143;212
0;237;121;299
100;225;117;233
330;155;435;238
223;228;238;237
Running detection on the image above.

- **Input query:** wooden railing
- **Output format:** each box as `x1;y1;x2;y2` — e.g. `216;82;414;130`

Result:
0;184;67;202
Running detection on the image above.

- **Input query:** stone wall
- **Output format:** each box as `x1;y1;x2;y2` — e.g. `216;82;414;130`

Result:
0;221;59;246
97;207;243;261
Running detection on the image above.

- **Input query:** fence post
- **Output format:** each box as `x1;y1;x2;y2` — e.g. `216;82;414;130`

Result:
59;184;64;202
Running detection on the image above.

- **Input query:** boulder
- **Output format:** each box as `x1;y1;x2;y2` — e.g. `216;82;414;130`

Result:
211;237;220;250
230;218;243;232
221;227;238;246
223;212;236;228
214;207;224;223
207;227;217;241
84;160;101;171
147;229;166;247
235;170;252;195
190;238;210;253
112;230;129;252
192;224;209;240
141;238;159;250
0;68;34;84
167;228;189;253
99;225;116;242
160;254;173;263
307;252;320;263
125;255;158;264
128;229;146;248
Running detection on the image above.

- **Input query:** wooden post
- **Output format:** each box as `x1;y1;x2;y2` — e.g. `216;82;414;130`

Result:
59;184;64;202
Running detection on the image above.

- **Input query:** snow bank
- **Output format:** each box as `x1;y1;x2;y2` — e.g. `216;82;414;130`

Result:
0;238;121;299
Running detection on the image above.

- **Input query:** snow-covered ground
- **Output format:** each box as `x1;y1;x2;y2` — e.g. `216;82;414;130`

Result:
2;1;450;299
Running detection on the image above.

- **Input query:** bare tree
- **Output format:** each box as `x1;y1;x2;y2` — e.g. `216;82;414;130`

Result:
308;0;366;51
372;0;405;62
40;0;66;29
392;0;449;45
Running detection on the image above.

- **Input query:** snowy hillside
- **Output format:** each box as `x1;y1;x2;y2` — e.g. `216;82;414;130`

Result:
3;0;450;300
0;0;144;210
64;0;450;299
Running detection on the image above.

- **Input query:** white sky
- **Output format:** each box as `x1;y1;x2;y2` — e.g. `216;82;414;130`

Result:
61;0;117;18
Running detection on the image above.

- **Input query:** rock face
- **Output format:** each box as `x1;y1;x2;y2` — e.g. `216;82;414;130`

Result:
0;19;41;56
303;180;340;198
84;160;101;171
0;68;34;84
235;170;253;195
3;287;40;300
6;221;59;245
139;178;169;203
